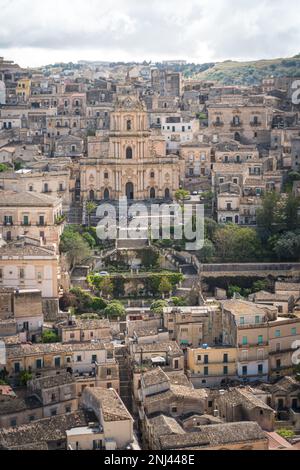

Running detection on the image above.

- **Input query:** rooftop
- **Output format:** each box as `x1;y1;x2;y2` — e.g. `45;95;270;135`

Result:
159;422;266;449
85;387;132;422
0;190;61;207
0;410;95;450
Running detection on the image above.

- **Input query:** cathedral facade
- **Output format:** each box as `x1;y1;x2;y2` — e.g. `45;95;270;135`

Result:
80;95;182;202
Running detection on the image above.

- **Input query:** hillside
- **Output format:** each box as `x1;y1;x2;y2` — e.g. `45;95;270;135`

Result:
185;55;300;85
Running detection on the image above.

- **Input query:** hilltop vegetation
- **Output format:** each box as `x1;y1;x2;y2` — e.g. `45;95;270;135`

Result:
189;54;300;85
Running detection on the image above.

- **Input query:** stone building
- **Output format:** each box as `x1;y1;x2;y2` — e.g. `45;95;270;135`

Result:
215;387;275;432
80;95;182;202
0;288;43;342
79;387;134;450
0;239;60;301
0;190;64;247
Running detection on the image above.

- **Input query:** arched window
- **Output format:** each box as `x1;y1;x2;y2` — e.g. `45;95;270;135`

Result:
150;188;156;199
234;132;241;142
104;189;110;200
127;120;132;131
126;147;133;159
165;188;170;199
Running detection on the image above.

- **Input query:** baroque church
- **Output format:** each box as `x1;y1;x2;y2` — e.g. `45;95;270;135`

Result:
80;94;182;202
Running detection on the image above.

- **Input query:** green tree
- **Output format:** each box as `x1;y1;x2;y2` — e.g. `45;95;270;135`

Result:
273;231;300;261
87;274;113;298
60;227;92;267
158;277;172;297
150;299;168;314
204;218;219;241
19;371;33;386
283;193;300;231
90;297;107;311
256;191;283;239
175;189;190;202
171;296;187;307
104;301;126;319
86;201;97;227
277;429;295;439
228;285;242;298
140;249;159;268
0;163;9;173
252;280;269;292
198;239;216;262
42;330;59;343
214;224;262;262
82;232;96;248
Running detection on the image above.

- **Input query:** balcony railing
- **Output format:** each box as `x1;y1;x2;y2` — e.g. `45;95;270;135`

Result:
231;121;243;127
213;121;224;127
238;341;268;348
250;121;262;127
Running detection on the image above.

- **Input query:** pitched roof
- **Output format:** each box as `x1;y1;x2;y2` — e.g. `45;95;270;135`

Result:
0;190;60;207
85;387;132;422
147;414;185;436
0;410;94;449
159;422;266;449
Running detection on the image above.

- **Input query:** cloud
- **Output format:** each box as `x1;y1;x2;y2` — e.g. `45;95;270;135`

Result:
0;0;300;66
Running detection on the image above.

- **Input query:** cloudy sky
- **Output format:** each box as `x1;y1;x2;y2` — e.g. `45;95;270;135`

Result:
1;0;300;67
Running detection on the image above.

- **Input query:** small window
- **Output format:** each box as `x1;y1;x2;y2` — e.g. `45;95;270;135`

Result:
291;328;297;335
10;419;17;427
77;356;82;362
275;330;281;338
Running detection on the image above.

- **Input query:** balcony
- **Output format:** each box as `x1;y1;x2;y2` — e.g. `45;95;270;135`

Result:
213;121;224;127
3;221;14;226
250;121;262;127
231;121;243;128
238;341;268;348
36;221;47;227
